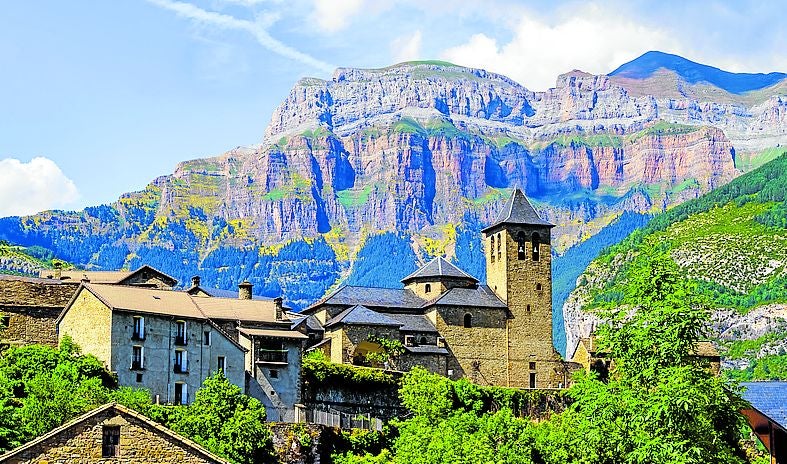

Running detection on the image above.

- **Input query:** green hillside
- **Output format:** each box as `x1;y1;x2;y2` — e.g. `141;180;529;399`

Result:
573;151;787;380
0;241;65;277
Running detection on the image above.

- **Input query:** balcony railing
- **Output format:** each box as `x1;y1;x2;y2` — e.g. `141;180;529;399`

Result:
257;349;288;364
131;361;143;371
174;335;187;346
131;331;145;341
174;363;188;374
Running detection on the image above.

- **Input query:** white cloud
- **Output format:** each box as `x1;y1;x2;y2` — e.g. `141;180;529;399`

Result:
147;0;335;73
311;0;366;33
390;30;422;63
441;5;682;90
0;157;80;217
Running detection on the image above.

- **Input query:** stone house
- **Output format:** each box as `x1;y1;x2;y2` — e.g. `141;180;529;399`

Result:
40;264;178;290
0;274;79;347
0;402;231;464
302;189;579;389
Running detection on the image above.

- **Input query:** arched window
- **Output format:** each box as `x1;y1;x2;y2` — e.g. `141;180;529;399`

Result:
516;231;527;260
497;233;502;261
425;283;432;293
531;232;541;261
463;313;472;328
419;337;427;345
490;236;496;263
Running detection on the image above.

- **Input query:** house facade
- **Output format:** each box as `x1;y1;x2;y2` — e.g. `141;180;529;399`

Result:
0;274;78;347
0;403;231;464
302;189;577;389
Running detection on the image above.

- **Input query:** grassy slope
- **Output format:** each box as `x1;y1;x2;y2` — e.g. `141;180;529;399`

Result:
573;151;787;378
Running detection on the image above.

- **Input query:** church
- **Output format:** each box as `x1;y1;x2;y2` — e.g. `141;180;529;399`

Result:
300;188;577;388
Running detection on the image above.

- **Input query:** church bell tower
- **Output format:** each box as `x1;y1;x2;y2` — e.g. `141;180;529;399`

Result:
482;188;560;388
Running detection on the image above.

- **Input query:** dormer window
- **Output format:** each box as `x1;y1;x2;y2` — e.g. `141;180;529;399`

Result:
425;283;432;293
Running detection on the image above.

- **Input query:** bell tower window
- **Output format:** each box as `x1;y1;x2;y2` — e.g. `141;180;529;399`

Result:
531;232;541;261
425;283;432;294
497;233;502;261
516;232;527;260
490;236;496;263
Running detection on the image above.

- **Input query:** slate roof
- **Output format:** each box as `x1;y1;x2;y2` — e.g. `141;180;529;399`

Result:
405;345;449;355
741;382;787;429
401;257;478;284
430;285;507;309
288;313;325;332
43;265;177;286
0;403;232;464
388;313;438;333
325;305;404;328
0;274;79;307
482;188;553;232
309;286;425;310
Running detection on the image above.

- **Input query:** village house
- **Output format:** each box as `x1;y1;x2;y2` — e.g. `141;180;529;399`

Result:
301;189;579;389
56;281;306;421
0;403;231;464
40;263;178;289
0;274;78;347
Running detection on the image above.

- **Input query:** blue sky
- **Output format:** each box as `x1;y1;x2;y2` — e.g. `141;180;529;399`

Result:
0;0;784;216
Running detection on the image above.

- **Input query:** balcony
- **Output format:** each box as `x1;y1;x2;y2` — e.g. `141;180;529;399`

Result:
131;361;143;371
131;332;145;341
174;363;188;374
257;349;288;364
174;335;187;346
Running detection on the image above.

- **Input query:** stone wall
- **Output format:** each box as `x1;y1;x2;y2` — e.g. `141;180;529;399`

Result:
58;288;113;367
1;305;61;347
4;408;223;464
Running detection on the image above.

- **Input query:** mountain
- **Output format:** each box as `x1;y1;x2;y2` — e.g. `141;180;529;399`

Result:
0;52;785;339
0;241;67;276
563;151;787;377
610;50;787;94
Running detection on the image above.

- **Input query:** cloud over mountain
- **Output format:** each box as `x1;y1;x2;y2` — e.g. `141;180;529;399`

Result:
0;157;80;216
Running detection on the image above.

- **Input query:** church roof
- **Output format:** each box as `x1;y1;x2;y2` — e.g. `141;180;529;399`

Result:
325;305;404;328
481;188;553;232
308;286;425;310
430;285;507;309
401;257;478;284
388;313;438;333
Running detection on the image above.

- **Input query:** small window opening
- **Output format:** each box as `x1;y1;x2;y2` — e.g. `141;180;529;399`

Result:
425;283;432;293
526;304;531;312
419;337;428;345
497;233;502;261
532;233;541;261
136;373;143;383
0;315;8;328
269;369;279;379
491;236;496;263
204;331;211;346
517;232;527;260
529;362;536;370
529;372;537;389
536;283;542;291
463;313;472;328
217;356;226;373
102;426;120;457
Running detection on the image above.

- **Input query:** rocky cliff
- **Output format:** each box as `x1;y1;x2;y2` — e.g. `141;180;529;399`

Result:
0;54;785;317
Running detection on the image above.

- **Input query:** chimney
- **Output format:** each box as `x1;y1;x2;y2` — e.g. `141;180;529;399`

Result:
274;297;283;321
238;281;253;300
191;275;201;288
53;261;62;280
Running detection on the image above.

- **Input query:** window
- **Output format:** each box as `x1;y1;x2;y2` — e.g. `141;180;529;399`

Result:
404;335;415;347
529;373;537;389
102;426;120;457
516;232;527;260
269;369;279;379
131;346;143;370
204;331;211;346
529;361;536;370
257;339;287;363
496;233;502;261
174;382;188;405
531;232;541;261
217;356;225;374
490;236;496;263
424;283;431;293
174;349;188;373
419;336;428;345
136;373;143;383
463;313;472;328
0;315;9;329
526;304;531;312
536;283;542;291
175;320;187;345
132;316;144;340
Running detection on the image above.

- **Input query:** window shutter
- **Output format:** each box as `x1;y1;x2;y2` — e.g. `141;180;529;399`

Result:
140;346;145;369
140;317;145;339
183;383;188;404
183;350;188;371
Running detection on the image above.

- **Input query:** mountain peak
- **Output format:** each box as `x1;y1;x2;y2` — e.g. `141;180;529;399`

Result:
609;50;786;94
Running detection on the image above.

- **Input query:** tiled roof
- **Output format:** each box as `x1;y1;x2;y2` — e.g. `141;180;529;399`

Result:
0;403;232;464
42;265;177;286
188;285;271;301
741;382;787;429
312;286;425;310
401;257;478;284
388;313;437;333
482;188;553;232
0;274;78;307
429;285;507;309
193;297;280;323
288;313;325;332
238;327;308;339
325;305;404;328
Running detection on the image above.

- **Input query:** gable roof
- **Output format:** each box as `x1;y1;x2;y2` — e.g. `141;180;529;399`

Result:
482;188;553;233
0;274;79;307
187;284;272;301
401;257;478;284
741;382;787;429
429;285;507;309
43;265;177;286
0;402;232;464
305;286;426;312
388;313;437;333
325;305;404;328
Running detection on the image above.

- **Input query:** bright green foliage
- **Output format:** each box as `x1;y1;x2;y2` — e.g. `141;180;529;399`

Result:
164;372;273;464
302;351;398;390
626;120;700;142
363;335;405;367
